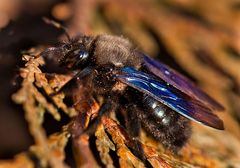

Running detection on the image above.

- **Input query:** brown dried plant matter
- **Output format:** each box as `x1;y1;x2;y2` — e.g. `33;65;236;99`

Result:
0;46;238;168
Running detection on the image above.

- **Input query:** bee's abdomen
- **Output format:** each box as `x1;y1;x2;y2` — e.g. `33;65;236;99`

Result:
139;95;192;152
144;96;173;126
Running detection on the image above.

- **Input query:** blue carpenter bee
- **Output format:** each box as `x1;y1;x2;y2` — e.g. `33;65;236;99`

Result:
42;34;224;155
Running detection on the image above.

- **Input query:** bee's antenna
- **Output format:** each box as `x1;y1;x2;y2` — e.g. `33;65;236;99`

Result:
42;17;71;41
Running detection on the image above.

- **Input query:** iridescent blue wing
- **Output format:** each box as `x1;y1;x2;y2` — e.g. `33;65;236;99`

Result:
142;53;224;111
115;67;224;130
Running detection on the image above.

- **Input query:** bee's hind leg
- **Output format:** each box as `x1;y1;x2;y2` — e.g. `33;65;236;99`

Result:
120;104;150;164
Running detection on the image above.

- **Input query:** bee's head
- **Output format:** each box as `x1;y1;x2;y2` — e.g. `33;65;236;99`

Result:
42;35;94;70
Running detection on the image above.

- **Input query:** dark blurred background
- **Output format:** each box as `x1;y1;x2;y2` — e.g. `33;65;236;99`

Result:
0;0;66;158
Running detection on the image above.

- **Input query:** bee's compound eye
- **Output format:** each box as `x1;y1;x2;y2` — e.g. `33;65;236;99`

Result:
73;50;89;68
79;51;89;61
